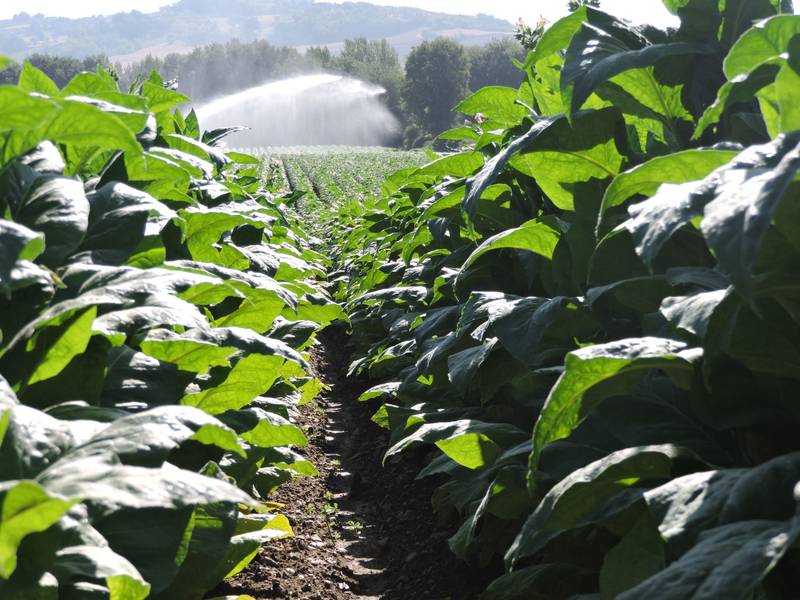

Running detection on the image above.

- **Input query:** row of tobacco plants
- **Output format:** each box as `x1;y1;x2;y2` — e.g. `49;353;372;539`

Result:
331;1;800;598
0;61;341;597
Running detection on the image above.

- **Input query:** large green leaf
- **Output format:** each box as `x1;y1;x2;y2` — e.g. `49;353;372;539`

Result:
459;219;560;273
0;481;77;578
510;108;625;210
12;175;89;267
44;99;141;155
694;62;783;139
68;406;245;464
507;444;689;567
26;307;97;386
0;88;58;133
562;18;705;117
77;183;174;266
644;453;800;553
0;220;44;295
455;86;528;127
18;63;59;97
385;419;528;470
620;518;800;599
140;81;189;114
50;545;150;600
463;116;560;217
140;330;235;374
600;149;737;215
37;456;253;517
415;151;484;179
599;514;666;599
529;338;700;484
701;134;800;295
181;354;300;416
623;132;800;270
723;15;800;79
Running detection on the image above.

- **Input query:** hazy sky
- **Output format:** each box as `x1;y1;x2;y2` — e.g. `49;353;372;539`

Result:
0;0;684;26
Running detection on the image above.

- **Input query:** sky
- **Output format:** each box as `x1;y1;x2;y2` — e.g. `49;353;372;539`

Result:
0;0;684;27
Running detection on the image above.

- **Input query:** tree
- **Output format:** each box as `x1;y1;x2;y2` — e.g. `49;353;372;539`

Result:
402;38;470;146
0;54;110;87
334;38;404;116
305;46;333;70
467;38;526;91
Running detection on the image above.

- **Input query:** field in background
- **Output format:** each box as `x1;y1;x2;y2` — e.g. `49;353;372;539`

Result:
250;146;428;207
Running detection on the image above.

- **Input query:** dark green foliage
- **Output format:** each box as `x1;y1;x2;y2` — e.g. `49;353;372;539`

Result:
330;2;800;598
0;64;341;598
0;53;110;88
467;39;527;92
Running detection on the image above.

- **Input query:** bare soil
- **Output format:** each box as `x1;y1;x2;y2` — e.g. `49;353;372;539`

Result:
211;327;495;599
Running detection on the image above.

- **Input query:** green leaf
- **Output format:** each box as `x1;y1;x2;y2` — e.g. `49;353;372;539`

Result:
156;464;238;600
644;453;800;553
622;133;800;270
51;545;150;600
510;108;625;210
767;51;800;135
238;410;308;449
694;62;782;139
723;15;800;79
508;444;689;567
437;126;480;142
13;174;90;267
140;330;236;374
660;290;729;338
601;149;737;215
61;71;119;97
77;183;175;265
481;564;586;600
463;116;561;218
455;86;528;126
140;81;189;114
563;20;705;116
415;152;484;179
385;419;528;468
0;220;44;295
599;514;665;599
181;354;295;415
0;88;58;133
0;481;77;578
447;339;498;395
619;518;800;599
529;338;699;483
18;62;59;96
72;406;246;463
460;219;560;272
27;307;97;386
44;99;141;155
37;456;253;517
701;134;800;295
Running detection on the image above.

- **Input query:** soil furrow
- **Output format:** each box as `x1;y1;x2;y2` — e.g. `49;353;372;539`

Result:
212;327;491;599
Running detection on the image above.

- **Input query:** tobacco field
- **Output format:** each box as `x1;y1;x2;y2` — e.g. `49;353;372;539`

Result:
2;0;800;598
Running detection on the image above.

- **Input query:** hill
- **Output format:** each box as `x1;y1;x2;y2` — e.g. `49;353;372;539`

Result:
0;0;513;61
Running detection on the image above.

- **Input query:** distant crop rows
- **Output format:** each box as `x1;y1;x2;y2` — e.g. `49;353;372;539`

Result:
248;147;428;205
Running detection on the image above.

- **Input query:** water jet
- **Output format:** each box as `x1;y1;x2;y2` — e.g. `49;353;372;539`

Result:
195;74;400;147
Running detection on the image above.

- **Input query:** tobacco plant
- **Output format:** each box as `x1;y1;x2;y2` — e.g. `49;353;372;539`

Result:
332;1;800;597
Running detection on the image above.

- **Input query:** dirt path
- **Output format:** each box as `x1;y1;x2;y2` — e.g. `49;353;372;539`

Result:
213;327;493;599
